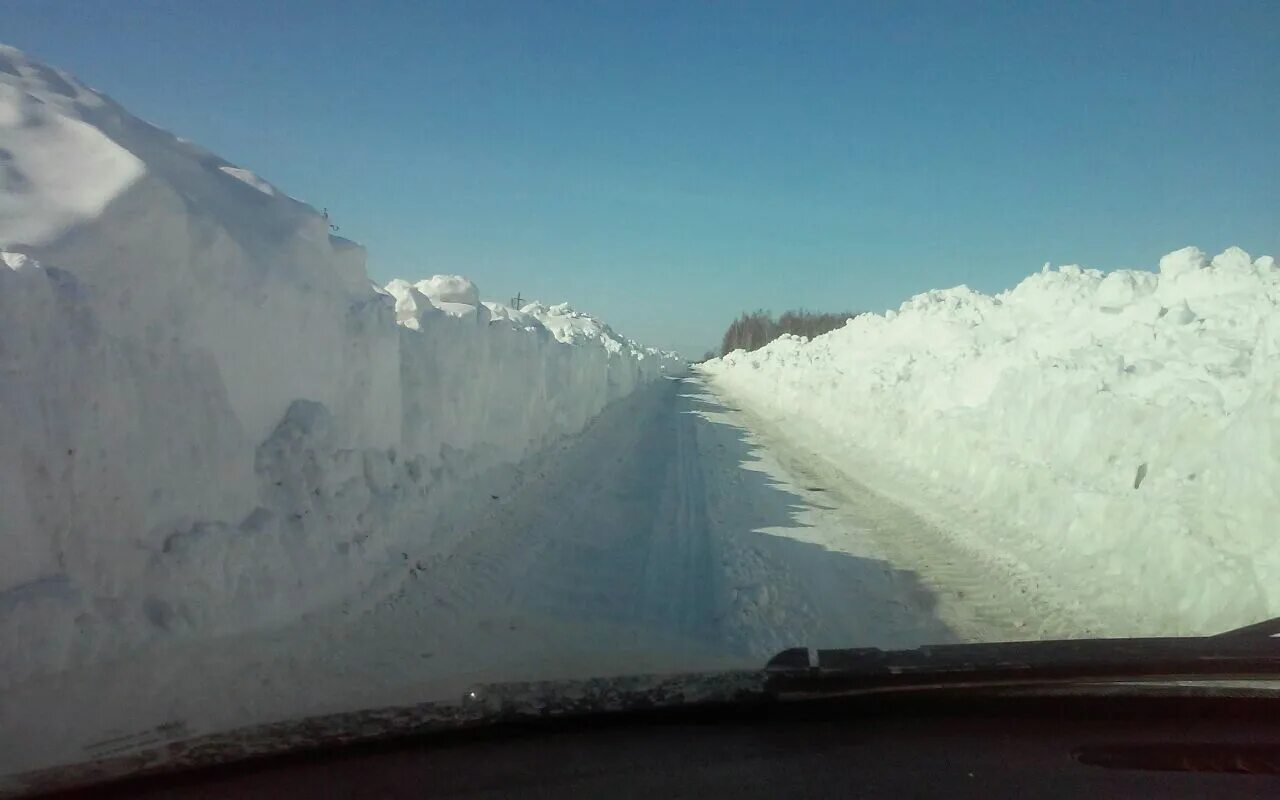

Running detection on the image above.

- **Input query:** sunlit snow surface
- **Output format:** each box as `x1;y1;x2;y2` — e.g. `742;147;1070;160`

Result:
704;245;1280;635
0;44;683;686
0;46;144;245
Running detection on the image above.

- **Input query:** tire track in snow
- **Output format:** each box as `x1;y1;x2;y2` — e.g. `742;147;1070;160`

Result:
639;382;717;639
699;374;1105;642
680;379;964;657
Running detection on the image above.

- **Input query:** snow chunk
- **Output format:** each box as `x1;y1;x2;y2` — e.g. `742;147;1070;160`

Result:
483;301;546;331
1161;299;1197;326
1095;270;1154;311
1211;246;1253;272
408;275;487;319
1158;246;1208;278
382;278;439;329
414;274;480;305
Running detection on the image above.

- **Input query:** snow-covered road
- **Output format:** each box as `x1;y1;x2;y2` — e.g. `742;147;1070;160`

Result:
404;372;1022;664
3;375;1078;777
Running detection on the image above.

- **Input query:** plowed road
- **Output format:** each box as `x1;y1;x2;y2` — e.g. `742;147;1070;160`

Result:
5;375;1067;777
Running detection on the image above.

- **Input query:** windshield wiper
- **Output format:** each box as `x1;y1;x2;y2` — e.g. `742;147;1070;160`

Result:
1212;614;1280;640
765;624;1280;697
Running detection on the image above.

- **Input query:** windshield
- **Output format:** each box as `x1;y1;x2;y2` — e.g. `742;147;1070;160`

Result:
2;0;1278;788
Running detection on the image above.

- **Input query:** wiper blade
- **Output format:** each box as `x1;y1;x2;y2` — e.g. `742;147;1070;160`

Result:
1212;615;1280;640
765;633;1280;696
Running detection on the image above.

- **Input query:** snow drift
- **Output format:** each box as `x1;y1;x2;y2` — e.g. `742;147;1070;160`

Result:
703;246;1280;636
0;45;681;684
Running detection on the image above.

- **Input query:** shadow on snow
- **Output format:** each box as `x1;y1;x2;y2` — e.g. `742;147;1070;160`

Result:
489;376;959;670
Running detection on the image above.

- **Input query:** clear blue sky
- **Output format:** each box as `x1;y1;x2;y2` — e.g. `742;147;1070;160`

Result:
6;1;1278;356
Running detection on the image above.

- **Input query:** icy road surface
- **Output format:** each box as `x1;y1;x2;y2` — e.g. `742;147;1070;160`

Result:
2;375;1082;777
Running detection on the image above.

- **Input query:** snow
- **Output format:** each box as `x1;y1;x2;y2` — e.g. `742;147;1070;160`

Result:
0;45;683;687
0;47;145;246
217;165;276;196
410;274;492;319
415;274;480;305
5;37;1273;780
4;375;1036;779
381;277;440;329
703;245;1280;636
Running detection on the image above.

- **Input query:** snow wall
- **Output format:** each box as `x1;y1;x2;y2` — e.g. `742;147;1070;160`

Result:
704;247;1280;636
0;46;683;684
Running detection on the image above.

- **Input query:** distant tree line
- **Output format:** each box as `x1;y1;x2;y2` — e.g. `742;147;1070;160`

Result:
714;308;860;358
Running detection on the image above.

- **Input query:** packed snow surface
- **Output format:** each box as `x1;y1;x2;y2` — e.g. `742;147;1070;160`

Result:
0;45;682;685
6;374;1062;781
704;246;1280;635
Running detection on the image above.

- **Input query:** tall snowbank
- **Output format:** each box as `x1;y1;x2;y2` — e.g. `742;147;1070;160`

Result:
703;246;1280;635
0;45;682;684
